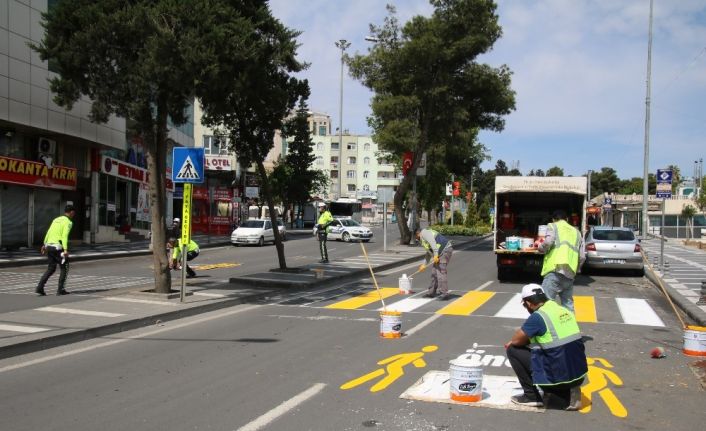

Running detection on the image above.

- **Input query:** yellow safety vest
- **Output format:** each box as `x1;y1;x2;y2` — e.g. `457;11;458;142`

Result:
541;220;580;276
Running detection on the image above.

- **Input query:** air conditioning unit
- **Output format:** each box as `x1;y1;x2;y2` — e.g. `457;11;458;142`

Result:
38;137;57;155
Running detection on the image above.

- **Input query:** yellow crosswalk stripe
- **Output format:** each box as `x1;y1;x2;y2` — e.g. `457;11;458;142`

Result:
574;295;597;323
326;288;399;310
437;291;496;316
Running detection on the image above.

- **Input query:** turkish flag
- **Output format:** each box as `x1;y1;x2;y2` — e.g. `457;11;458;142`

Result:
402;152;414;176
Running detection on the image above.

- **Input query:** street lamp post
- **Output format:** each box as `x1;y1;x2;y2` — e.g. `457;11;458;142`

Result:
641;0;654;237
335;39;350;200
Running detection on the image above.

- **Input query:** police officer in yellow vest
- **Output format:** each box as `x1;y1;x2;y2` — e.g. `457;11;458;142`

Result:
537;210;585;313
416;227;453;300
505;284;588;410
36;204;76;296
316;203;334;263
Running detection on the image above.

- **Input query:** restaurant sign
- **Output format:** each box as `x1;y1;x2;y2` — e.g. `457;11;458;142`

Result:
0;155;77;190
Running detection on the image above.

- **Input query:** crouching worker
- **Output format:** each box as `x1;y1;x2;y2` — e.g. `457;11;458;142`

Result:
169;238;200;278
505;284;587;410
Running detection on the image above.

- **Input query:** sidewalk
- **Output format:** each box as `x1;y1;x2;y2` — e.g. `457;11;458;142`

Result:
0;229;314;268
641;237;706;326
0;234;489;360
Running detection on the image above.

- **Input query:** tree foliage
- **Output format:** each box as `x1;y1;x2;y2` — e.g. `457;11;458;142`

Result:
348;0;515;244
32;0;236;293
546;166;564;177
590;167;621;197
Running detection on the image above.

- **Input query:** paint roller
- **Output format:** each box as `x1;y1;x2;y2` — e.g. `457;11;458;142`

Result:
359;241;387;311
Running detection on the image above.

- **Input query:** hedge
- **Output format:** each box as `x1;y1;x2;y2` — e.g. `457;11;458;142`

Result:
430;224;492;236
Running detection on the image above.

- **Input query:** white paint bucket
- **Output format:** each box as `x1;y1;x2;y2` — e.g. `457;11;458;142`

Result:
398;274;413;294
683;325;706;356
449;358;483;402
380;311;402;338
537;225;548;237
520;237;534;249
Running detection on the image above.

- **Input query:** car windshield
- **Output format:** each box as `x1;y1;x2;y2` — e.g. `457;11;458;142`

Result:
592;230;635;241
340;219;360;227
240;220;264;228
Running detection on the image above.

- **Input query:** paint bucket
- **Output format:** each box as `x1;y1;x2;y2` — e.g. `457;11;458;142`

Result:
537;225;548;238
380;311;402;338
398;274;413;294
520;237;534;249
313;269;325;279
683;325;706;356
506;236;520;251
449;358;483;402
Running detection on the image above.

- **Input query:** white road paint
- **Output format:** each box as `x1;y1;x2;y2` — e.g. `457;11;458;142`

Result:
377;261;423;276
0;304;261;373
494;293;526;319
104;297;179;306
378;293;437;313
265;314;377;322
616;298;665;327
236;383;327;431
0;324;50;333
191;292;227;298
35;306;124;318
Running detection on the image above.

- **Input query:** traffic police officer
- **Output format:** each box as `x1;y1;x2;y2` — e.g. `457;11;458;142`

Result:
170;238;200;278
36;204;76;296
316;203;334;263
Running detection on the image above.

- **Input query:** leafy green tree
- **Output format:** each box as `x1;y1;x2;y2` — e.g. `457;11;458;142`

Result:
32;0;238;293
199;3;308;270
667;164;682;194
590;167;621;197
618;175;656;195
528;169;536;176
348;0;515;244
464;200;480;227
546;166;564;176
681;204;697;239
535;169;545;177
478;198;491;224
494;159;509;175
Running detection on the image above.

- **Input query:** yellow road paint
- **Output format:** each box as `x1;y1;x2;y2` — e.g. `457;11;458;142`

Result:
574;295;597;323
341;345;438;392
580;357;628;418
436;291;495;316
192;263;241;270
326;288;399;310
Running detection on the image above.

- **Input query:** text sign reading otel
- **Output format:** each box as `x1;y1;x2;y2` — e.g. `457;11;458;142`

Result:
172;148;205;184
656;168;672;199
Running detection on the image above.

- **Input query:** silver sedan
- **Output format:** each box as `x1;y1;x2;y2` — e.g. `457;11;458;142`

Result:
583;227;644;275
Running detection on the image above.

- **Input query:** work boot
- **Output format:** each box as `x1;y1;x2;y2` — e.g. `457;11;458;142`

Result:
565;386;582;411
35;287;46;296
57;290;70;295
422;293;436;298
511;393;543;407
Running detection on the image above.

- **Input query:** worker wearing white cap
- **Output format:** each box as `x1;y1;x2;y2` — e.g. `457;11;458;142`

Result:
505;284;587;410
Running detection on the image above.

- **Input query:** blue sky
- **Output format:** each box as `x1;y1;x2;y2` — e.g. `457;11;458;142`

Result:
269;0;706;179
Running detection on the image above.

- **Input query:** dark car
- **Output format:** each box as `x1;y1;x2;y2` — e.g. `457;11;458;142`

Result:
583;227;644;275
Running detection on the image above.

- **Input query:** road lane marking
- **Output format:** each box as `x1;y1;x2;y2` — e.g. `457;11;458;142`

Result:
104;297;179;306
0;304;261;373
237;383;327;431
437;291;495;316
378;294;437;313
0;323;51;333
616;298;665;327
325;287;399;310
35;307;124;318
574;296;598;323
377;262;422;275
493;293;526;319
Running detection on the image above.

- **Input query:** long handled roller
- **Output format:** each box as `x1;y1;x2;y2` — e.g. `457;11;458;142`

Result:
359;241;386;311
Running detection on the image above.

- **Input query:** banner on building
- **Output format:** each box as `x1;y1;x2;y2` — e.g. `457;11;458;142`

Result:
136;183;150;222
0;155;77;190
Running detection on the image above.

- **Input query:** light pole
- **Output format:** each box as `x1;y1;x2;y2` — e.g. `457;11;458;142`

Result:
641;0;654;237
335;39;350;200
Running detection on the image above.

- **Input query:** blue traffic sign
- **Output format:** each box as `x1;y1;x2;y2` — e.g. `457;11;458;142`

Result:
656;169;673;184
172;148;205;184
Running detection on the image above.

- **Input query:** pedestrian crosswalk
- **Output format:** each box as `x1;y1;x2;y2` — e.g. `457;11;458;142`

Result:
0;272;153;295
277;288;666;327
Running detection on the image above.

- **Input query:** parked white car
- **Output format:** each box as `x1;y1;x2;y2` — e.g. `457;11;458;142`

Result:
231;219;286;246
314;217;373;242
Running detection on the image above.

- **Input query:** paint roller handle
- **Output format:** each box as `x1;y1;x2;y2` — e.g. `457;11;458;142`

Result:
417;264;426;274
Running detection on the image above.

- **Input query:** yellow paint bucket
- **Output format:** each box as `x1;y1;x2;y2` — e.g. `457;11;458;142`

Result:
449;358;483;402
380;311;402;338
683;325;706;356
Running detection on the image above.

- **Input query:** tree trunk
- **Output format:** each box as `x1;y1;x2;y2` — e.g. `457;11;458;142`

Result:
257;161;287;269
147;98;171;293
394;150;425;244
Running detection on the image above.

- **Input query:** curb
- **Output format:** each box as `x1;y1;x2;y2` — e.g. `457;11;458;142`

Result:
0;234;491;360
644;266;706;327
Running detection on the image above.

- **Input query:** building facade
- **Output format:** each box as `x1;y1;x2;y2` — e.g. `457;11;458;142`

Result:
0;1;193;249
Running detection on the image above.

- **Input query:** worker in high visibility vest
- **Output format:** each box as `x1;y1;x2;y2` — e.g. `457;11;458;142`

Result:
537;210;585;313
315;203;334;263
505;284;588;410
170;238;200;278
416;227;454;300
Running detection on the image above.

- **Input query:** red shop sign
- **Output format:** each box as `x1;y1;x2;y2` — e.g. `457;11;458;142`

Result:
0;155;77;190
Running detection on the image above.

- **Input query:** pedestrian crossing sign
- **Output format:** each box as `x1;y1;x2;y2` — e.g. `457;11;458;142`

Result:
172;148;205;183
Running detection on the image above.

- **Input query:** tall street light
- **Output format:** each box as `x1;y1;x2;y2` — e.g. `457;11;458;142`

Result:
335;39;351;200
641;0;654;237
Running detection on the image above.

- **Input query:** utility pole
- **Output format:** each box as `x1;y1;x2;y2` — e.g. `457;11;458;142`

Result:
335;39;350;200
641;0;654;237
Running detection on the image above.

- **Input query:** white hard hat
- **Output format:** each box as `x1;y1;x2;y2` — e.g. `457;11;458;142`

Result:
173;218;180;222
521;283;544;300
318;202;326;208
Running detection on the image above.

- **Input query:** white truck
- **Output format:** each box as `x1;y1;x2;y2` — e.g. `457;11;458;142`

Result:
494;176;587;280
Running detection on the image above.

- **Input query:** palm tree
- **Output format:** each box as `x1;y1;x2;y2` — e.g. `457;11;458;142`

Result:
681;204;697;240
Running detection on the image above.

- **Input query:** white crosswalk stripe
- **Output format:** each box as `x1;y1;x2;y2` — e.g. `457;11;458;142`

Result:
0;272;153;295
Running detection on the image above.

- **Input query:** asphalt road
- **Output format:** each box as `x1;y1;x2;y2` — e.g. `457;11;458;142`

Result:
0;238;703;431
